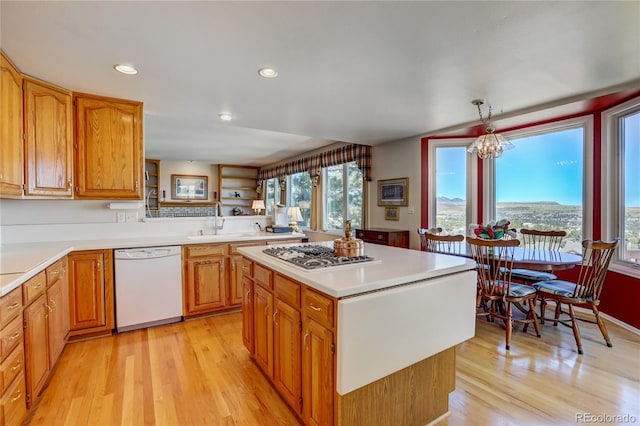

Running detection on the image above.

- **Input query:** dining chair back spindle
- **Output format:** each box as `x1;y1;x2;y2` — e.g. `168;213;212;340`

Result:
510;229;568;284
417;227;442;251
533;238;619;355
467;237;541;351
420;229;465;255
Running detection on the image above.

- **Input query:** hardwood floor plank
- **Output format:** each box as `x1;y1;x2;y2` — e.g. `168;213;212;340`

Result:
26;311;638;425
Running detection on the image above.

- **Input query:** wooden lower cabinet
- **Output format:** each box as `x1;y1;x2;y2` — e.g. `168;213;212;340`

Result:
0;286;26;426
183;244;228;316
253;284;273;377
23;294;49;407
243;261;335;424
68;250;114;338
302;318;335;426
273;298;302;413
241;275;254;354
229;255;245;306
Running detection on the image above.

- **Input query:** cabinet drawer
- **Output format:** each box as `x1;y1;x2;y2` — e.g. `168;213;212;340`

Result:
229;241;266;254
303;289;334;329
1;372;27;426
46;257;66;286
274;274;301;308
0;316;23;361
22;271;46;306
185;244;228;258
0;344;23;394
241;258;253;278
0;288;22;328
356;230;388;244
254;264;272;290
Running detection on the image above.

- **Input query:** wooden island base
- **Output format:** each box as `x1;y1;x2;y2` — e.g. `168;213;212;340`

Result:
337;347;455;426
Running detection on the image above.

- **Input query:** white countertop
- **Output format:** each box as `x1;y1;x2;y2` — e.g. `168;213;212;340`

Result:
238;241;476;298
0;232;305;296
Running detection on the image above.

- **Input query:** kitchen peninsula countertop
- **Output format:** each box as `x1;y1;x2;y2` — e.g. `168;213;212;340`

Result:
238;241;476;298
0;232;305;296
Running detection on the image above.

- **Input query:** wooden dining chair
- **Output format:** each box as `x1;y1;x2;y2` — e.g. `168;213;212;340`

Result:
510;229;567;284
533;239;619;355
467;237;541;351
417;227;442;251
421;230;464;255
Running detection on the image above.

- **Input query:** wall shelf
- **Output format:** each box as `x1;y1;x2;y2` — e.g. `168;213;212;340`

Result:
218;165;259;216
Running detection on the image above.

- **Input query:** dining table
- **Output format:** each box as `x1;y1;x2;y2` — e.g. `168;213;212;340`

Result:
430;240;583;272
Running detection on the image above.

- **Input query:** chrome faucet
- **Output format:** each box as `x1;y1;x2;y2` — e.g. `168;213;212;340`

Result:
212;203;225;235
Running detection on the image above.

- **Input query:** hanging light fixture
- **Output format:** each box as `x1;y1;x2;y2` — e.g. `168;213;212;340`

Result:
467;99;514;159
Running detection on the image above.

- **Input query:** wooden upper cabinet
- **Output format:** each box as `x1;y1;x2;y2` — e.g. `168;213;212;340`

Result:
0;52;24;199
23;77;73;197
73;93;143;199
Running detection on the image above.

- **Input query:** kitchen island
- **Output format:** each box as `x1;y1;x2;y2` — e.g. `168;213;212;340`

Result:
238;242;477;426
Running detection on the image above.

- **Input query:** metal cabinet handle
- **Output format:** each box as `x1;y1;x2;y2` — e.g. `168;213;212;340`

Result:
10;391;22;403
10;360;21;372
264;305;269;317
33;284;43;290
310;304;322;312
7;302;20;310
304;332;310;349
273;310;279;325
8;332;20;341
45;303;53;313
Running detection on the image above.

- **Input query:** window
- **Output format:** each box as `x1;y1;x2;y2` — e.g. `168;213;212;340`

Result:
286;172;312;227
264;178;279;216
603;97;640;274
322;162;363;231
427;139;478;235
427;118;592;252
492;122;588;253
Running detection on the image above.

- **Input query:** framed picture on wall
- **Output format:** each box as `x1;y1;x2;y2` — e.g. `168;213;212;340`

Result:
385;207;399;221
378;177;409;206
171;174;208;200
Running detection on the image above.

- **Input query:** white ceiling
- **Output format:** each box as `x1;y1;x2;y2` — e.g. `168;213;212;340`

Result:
2;1;639;166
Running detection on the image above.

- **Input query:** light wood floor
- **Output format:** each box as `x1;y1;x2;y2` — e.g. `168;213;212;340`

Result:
27;310;639;426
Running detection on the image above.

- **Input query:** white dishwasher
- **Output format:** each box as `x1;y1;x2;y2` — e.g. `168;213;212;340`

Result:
114;246;183;332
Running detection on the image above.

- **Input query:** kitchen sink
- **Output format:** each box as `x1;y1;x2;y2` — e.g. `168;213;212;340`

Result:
187;233;263;240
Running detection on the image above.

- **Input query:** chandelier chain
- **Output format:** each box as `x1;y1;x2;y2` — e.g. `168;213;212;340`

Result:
476;102;492;125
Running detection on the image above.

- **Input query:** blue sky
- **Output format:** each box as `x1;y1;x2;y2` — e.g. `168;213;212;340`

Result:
436;117;640;207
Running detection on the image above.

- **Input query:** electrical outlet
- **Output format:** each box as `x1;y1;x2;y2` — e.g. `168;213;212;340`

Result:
407;206;415;214
116;212;126;223
126;211;138;222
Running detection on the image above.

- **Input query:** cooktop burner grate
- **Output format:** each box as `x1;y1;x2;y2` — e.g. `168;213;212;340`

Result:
263;245;374;270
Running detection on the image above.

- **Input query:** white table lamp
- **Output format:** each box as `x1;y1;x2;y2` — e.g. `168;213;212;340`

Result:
288;206;303;232
251;199;265;215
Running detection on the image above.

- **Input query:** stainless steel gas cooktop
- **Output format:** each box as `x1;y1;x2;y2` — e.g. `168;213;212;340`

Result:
263;245;374;270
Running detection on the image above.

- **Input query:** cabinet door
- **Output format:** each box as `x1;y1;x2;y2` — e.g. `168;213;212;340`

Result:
74;93;143;199
46;279;66;367
241;276;254;353
253;285;273;378
273;299;302;413
184;256;226;315
302;318;335;426
229;255;244;306
68;251;106;330
23;78;73;197
23;294;50;407
0;52;23;198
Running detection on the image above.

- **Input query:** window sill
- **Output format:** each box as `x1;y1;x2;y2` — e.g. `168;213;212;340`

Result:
609;262;640;279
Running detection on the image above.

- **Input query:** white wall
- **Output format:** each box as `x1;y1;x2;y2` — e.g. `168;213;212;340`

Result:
159;161;219;202
368;137;422;250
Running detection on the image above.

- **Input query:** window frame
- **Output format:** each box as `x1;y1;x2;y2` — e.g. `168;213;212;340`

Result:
602;96;640;277
483;116;594;246
285;171;312;229
427;138;479;232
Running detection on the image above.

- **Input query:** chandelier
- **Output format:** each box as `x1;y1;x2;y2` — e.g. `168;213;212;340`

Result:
467;99;514;159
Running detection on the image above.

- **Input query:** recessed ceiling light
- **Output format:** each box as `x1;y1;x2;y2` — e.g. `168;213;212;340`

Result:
218;113;233;121
258;68;278;78
113;64;138;75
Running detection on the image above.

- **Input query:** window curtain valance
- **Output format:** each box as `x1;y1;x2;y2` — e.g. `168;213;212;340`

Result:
257;144;372;181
